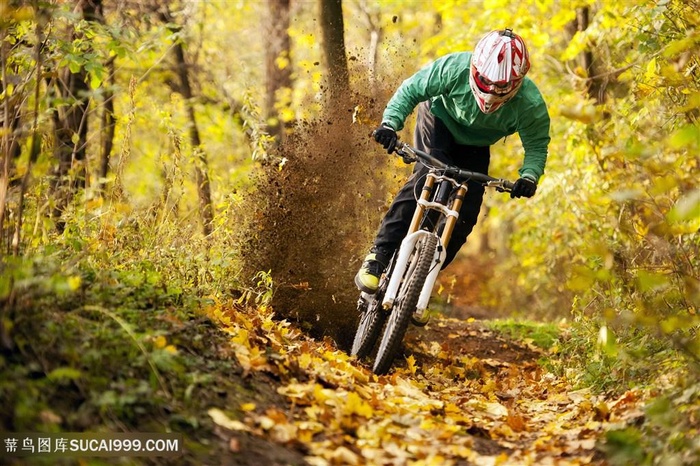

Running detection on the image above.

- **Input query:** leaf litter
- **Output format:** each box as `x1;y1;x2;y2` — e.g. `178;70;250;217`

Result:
208;303;647;465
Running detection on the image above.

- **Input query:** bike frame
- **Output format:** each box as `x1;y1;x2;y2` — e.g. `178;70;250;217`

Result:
381;172;467;313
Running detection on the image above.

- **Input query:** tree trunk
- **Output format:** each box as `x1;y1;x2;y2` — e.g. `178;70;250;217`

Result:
575;6;606;104
160;7;214;237
49;0;100;232
50;67;89;232
0;45;23;253
99;60;116;189
265;0;292;141
94;0;116;196
319;0;350;104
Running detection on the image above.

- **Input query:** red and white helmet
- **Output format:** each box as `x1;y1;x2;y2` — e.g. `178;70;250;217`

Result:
469;29;530;114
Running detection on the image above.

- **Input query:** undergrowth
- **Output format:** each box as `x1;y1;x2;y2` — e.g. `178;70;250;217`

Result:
0;212;300;465
482;312;699;464
485;318;560;351
1;206;698;465
547;308;700;465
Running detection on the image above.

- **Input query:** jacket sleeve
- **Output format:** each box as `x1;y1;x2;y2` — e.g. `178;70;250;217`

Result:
381;55;460;131
517;95;551;181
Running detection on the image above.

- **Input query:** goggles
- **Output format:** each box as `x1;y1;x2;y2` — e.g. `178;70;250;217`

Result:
471;68;517;96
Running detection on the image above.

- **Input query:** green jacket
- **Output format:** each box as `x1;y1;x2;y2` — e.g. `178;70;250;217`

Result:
382;52;551;181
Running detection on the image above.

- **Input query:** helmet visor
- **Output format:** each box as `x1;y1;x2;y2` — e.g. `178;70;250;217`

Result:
471;65;519;96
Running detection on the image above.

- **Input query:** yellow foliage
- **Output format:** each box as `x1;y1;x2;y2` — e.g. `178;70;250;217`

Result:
344;391;373;418
207;408;250;432
153;335;167;349
240;402;256;412
644;57;658;83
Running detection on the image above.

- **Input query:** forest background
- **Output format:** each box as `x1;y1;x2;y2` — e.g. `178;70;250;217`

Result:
0;0;698;464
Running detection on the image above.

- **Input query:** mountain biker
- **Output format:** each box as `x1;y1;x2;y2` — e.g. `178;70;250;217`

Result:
355;29;551;294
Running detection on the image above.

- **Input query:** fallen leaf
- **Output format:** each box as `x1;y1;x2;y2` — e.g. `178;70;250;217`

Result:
229;437;240;452
208;408;251;432
506;411;528;432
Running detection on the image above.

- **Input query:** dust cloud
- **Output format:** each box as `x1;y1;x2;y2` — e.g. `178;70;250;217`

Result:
239;100;393;349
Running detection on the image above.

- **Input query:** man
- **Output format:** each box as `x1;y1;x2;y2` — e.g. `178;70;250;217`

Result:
355;29;551;294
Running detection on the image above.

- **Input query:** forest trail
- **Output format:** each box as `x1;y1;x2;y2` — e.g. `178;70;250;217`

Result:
208;306;645;466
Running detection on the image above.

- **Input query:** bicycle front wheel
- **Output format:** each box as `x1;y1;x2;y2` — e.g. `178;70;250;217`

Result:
372;234;438;375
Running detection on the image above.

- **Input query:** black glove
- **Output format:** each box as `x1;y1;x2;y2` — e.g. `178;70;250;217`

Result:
510;177;537;198
373;123;398;153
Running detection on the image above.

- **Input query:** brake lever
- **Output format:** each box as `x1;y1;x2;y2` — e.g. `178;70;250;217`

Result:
393;145;415;165
485;180;512;193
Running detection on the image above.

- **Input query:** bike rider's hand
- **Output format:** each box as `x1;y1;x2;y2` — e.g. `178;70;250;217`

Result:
373;123;398;154
510;176;537;198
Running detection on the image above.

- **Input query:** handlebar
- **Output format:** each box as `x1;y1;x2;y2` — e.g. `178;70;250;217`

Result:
393;142;515;192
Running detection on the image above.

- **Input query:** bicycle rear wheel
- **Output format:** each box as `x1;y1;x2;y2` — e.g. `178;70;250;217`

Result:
372;234;438;375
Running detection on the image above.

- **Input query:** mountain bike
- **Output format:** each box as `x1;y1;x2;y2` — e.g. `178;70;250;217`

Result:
351;141;514;375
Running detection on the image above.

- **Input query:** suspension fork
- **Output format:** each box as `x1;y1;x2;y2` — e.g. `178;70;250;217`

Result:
407;173;435;234
439;183;468;253
382;174;436;311
408;172;468;256
411;182;468;312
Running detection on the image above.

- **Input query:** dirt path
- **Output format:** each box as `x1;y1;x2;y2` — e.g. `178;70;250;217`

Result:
208;308;644;466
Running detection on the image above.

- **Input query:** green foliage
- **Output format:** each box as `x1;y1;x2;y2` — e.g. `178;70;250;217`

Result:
551;305;681;393
236;270;275;307
486;318;560;350
0;209;265;462
2;1;700;463
601;381;700;465
445;2;700;409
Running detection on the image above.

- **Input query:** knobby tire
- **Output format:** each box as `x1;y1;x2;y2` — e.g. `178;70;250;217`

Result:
372;234;438;375
351;296;386;359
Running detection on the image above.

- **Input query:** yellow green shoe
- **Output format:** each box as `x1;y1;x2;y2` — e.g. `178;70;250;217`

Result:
354;253;385;294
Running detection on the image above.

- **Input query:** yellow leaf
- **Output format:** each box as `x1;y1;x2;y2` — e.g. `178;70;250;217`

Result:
240;402;256;412
274;54;290;70
406;355;417;375
231;327;250;347
352;104;374;125
644;57;657;81
313;383;335;404
67;276;82;291
344;391;373;418
270;423;297;443
257;415;275;430
485;401;508;418
551;9;576;30
207;408;250;432
329;446;360;465
298;352;312;370
668;124;700;150
86;197;104;210
153;335;167;349
495;452;511;464
635;82;656;98
248;346;269;369
677;91;700;113
347;364;370;384
559;102;598;124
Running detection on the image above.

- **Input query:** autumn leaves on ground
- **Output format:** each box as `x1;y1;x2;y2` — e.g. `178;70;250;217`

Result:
205;299;644;466
2;2;699;465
